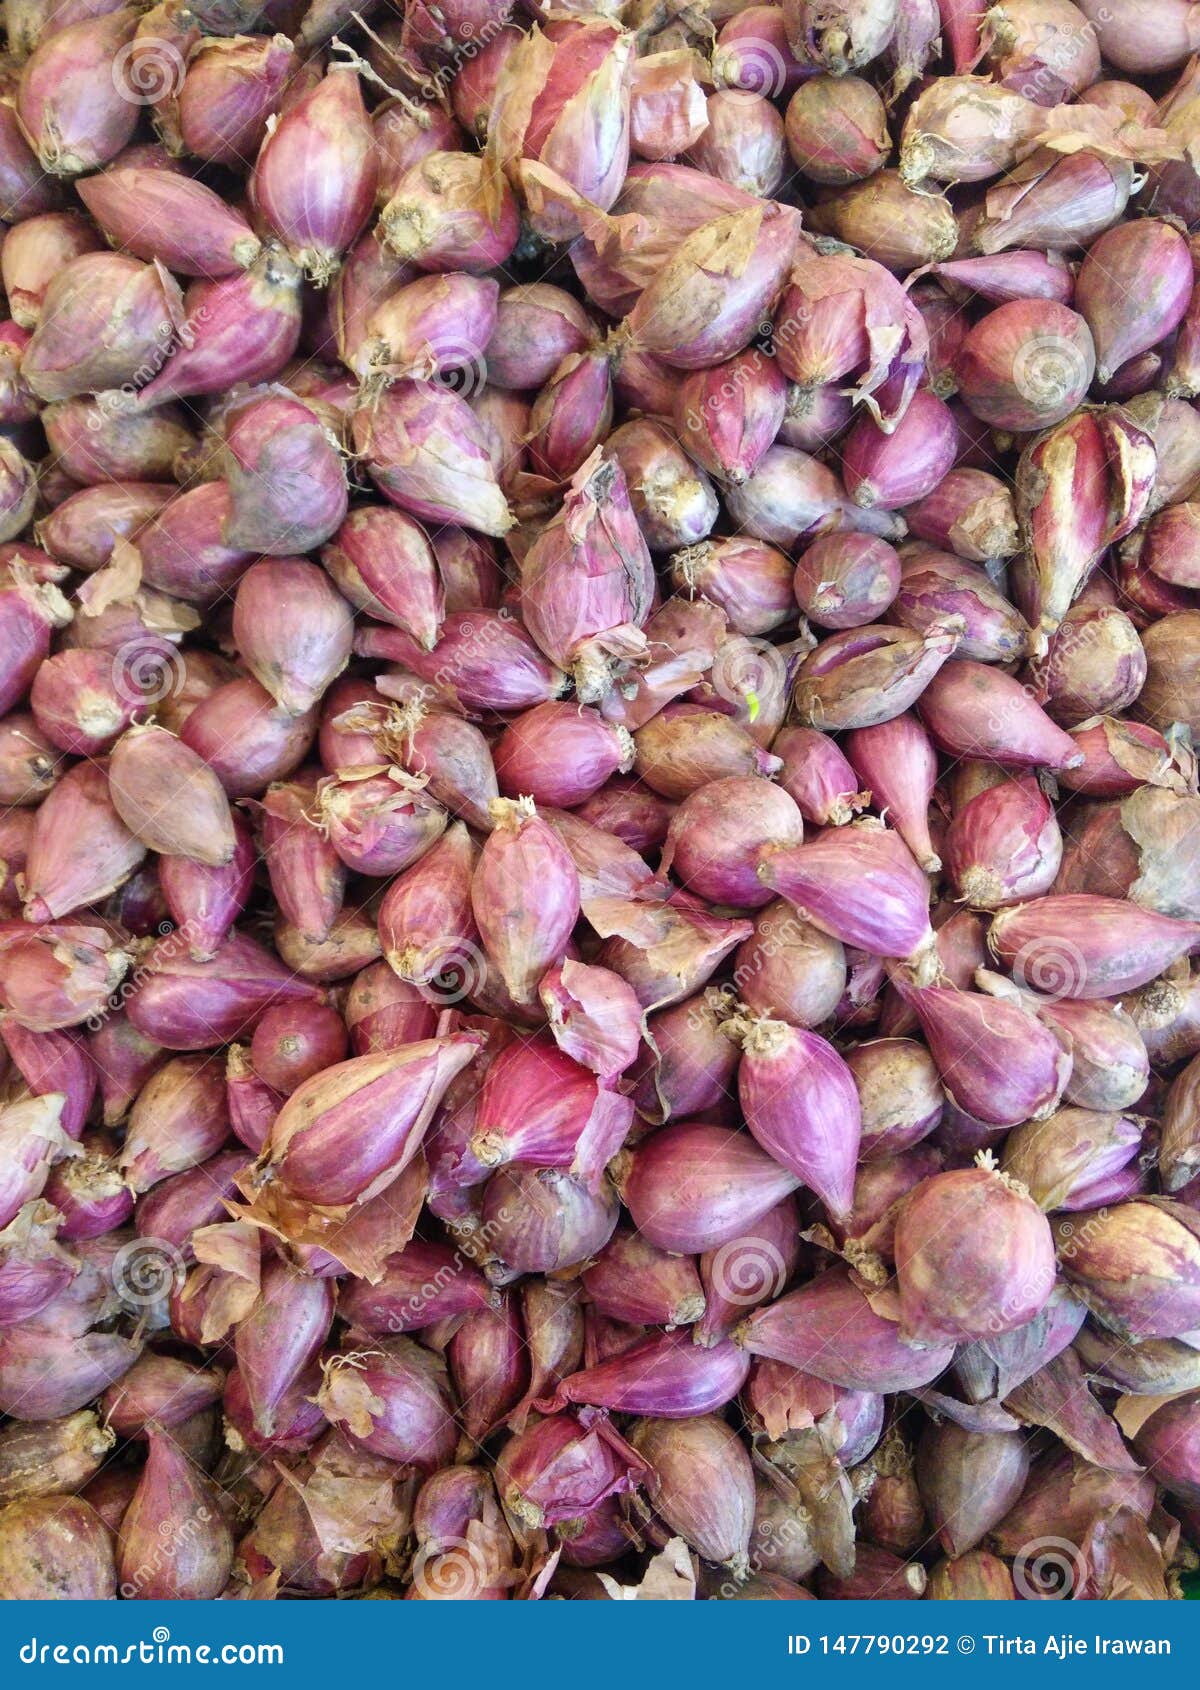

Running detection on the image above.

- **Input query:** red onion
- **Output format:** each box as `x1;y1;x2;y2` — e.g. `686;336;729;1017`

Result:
1017;406;1156;642
485;284;593;391
848;1038;943;1159
0;0;1191;1606
955;301;1095;431
248;1034;480;1211
0;919;129;1033
774;250;927;427
633;1415;755;1573
917;1422;1031;1560
1054;1198;1200;1340
133;247;303;408
758;819;936;973
1076;219;1194;385
621;1123;800;1254
582;1228;705;1328
944;775;1063;908
733;900;847;1029
472;797;579;1010
1;213;99;331
176;34;298;165
892;973;1071;1125
381;151;519;273
119;1054;229;1194
344;962;438;1055
0;1496;116;1598
355;380;512;537
660;774;803;908
688;88;786;197
78;169;260;279
713;7;813;95
20;758;143;922
0;711;62;807
496;1414;646;1531
0;1411;114;1505
181;678;317;798
628;988;741;1122
16;12;138;176
842;390;958;509
118;1427;232;1599
232;557;352;715
539;959;641;1081
785;73;889;184
990;893;1200;999
249;1003;347;1097
793;531;900;630
0;576;72;710
135;1150;247;1261
472;1036;632;1190
494;702;632;809
770;727;863;828
793;623;960;731
251;68;377;282
894;1161;1056;1342
728;1012;861;1220
917;658;1083;767
341;1240;493;1335
740;1266;955;1392
235;1258;334;1439
108;723;237;867
480;1162;618;1278
539;1331;750;1419
627;202;800;371
844;715;941;872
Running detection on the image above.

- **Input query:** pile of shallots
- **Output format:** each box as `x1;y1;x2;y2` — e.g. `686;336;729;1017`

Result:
5;0;1200;1606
